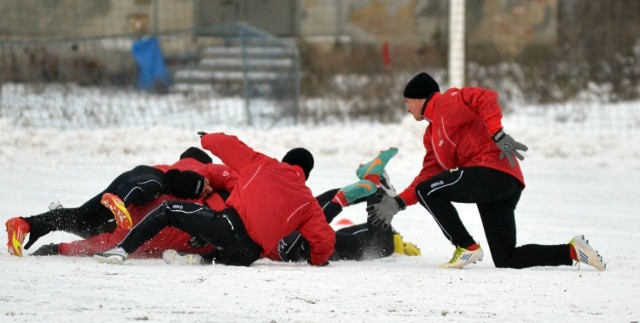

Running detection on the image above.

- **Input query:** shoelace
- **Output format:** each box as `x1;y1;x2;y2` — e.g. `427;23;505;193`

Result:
448;246;464;263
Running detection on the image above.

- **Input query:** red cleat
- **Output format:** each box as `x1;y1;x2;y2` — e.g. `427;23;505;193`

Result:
101;193;133;230
6;217;30;257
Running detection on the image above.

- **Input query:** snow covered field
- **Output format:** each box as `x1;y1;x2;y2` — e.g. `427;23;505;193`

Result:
1;110;640;322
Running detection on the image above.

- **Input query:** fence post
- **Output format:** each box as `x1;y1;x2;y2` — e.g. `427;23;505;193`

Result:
240;27;252;126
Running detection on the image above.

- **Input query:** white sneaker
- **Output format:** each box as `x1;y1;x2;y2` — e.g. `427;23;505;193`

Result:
163;249;204;265
439;245;484;269
49;201;64;210
94;247;128;265
379;171;397;197
570;235;606;271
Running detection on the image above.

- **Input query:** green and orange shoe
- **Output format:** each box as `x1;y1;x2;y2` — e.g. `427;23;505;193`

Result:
356;147;399;180
333;179;377;207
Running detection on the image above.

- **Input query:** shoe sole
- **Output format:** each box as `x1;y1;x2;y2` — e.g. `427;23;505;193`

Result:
94;254;125;265
571;235;606;271
6;220;28;257
163;249;204;265
101;194;133;230
440;251;484;269
8;232;24;257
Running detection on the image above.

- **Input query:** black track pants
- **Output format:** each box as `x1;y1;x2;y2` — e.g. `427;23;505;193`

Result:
24;165;165;244
278;188;394;262
332;222;394;261
119;201;261;266
108;165;165;206
416;166;572;269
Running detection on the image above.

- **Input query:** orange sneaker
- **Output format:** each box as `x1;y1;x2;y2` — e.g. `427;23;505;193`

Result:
6;217;30;257
101;193;133;230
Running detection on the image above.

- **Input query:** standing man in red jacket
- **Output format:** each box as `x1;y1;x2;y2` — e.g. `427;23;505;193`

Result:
95;133;371;266
367;72;606;271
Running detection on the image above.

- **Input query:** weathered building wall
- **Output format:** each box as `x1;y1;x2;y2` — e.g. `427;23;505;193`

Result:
0;0;193;39
300;0;556;57
0;0;557;58
466;0;557;57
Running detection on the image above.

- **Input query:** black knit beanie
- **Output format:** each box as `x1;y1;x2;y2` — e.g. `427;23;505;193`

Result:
179;147;213;164
403;72;440;99
282;147;314;180
164;169;206;199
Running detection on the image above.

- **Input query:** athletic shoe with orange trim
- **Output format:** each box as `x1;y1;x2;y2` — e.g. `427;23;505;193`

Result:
6;217;30;257
336;179;377;206
101;193;133;230
356;147;399;180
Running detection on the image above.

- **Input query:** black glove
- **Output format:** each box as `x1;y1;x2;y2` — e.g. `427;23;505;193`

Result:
492;129;528;167
197;131;207;138
31;243;60;256
189;236;207;248
164;169;206;199
366;193;406;230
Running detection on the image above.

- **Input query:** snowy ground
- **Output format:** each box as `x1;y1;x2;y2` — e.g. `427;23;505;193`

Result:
1;113;640;322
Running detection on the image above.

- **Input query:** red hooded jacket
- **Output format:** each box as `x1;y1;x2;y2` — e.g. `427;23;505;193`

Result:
398;87;525;206
201;133;335;266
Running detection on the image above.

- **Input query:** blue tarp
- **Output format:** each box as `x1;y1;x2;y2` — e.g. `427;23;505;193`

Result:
131;36;171;91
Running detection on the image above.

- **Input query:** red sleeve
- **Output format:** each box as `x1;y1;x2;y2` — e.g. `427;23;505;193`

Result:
200;133;271;172
297;205;336;266
167;158;205;171
459;87;504;135
398;128;443;206
195;164;238;192
132;227;215;258
58;230;128;256
263;248;283;262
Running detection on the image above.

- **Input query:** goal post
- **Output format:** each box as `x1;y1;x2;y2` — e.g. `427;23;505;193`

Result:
448;0;465;88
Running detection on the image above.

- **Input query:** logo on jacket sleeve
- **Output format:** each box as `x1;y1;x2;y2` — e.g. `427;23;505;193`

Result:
430;180;445;188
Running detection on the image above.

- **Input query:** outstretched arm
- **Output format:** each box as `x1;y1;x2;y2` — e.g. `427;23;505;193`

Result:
199;132;271;172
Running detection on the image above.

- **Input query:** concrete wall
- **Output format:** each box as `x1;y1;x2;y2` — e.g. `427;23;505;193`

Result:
299;0;557;57
0;0;557;58
0;0;193;39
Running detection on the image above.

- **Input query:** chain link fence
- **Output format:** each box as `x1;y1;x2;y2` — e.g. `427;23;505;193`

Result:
1;0;639;133
0;1;299;129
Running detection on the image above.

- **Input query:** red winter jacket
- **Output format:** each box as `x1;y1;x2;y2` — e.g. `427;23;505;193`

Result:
153;157;207;172
398;88;525;206
201;133;335;266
